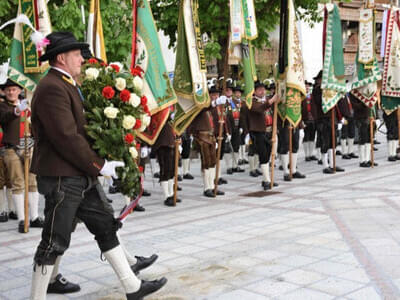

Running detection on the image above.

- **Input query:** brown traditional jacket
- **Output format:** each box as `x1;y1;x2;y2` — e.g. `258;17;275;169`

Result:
188;107;214;134
0;101;20;146
30;68;104;177
152;122;175;151
248;96;271;132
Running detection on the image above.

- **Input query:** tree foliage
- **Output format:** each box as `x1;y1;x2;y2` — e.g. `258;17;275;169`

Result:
0;0;132;64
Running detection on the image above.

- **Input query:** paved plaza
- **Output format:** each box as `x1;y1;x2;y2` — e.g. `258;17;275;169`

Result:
1;132;400;299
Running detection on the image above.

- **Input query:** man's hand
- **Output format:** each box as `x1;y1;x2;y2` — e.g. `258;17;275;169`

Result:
216;96;227;106
268;94;280;105
100;160;125;178
14;99;29;115
226;134;231;142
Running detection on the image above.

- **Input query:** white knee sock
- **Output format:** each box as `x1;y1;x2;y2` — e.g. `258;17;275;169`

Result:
359;145;366;163
116;232;137;266
160;181;169;199
233;152;239;168
281;154;289;175
29;192;39;221
310;141;315;157
322;153;329;168
168;179;174;198
348;138;354;155
103;246;141;293
261;163;270;182
317;148;322;160
182;159;190;175
341;139;347;154
328;149;334;168
248;156;255;171
31;264;54;300
50;256;61;283
0;189;6;212
209;167;216;190
202;170;209;191
6;188;14;212
13;193;25;221
291;153;298;174
365;143;371;162
224;155;232;171
255;154;260;169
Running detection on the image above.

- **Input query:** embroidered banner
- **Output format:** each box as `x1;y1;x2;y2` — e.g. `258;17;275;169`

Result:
358;9;374;64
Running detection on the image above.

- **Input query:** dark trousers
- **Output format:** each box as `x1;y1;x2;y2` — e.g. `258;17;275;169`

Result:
355;119;370;145
34;176;120;266
195;133;216;170
303;121;316;142
251;131;272;164
230;127;241;152
157;146;175;181
383;112;399;141
341;118;355;139
181;134;191;159
278;124;300;154
317;119;335;153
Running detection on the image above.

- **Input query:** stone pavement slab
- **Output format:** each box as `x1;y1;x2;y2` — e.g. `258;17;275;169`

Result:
1;132;400;299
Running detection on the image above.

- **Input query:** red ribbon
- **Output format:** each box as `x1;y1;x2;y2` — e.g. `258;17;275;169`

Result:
118;176;143;221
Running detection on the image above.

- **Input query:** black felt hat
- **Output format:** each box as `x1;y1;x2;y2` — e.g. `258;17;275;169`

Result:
313;70;323;80
39;32;89;62
0;78;22;90
209;85;221;94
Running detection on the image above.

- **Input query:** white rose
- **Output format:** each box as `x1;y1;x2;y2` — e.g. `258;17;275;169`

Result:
85;68;99;81
104;107;119;119
122;115;136;130
139;124;147;132
141;114;151;127
115;77;126;91
133;76;143;91
129;93;141;108
129;147;138;159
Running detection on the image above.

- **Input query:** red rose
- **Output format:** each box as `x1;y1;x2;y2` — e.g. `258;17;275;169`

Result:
134;119;141;129
100;62;108;67
130;66;144;77
140;96;147;106
143;105;150;114
124;133;134;144
139;166;144;173
110;64;120;72
88;58;98;64
120;89;131;102
102;86;115;99
135;143;141;150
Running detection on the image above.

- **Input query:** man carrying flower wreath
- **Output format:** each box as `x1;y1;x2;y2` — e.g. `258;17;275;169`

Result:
29;31;166;300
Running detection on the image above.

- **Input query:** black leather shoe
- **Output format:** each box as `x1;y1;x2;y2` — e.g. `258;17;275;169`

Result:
309;156;318;161
134;205;145;212
8;211;18;220
292;172;306;179
218;178;228;185
183;173;194;180
249;170;259;177
284;174;292;182
367;161;378;167
305;157;311;162
238;159;244;165
126;278;167;300
242;159;248;164
335;166;345;172
107;198;113;203
177;185;182;191
318;160;323;165
256;169;262;176
18;220;27;233
349;153;359;159
359;162;369;168
203;190;215;198
30;217;44;228
142;189;151;197
216;189;225;196
388;156;397;162
166;196;181;203
153;172;160;178
233;167;245;173
262;181;271;190
131;254;158;275
47;274;81;294
164;198;176;207
227;168;233;175
323;168;334;174
278;166;284;171
336;150;342;156
342;154;351;159
373;147;378;151
177;175;183;182
0;212;8;222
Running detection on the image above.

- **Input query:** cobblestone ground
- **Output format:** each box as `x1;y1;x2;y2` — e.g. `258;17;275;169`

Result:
1;131;400;300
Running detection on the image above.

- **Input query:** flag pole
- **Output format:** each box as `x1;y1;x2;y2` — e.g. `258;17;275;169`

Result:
23;94;29;233
289;124;293;179
331;107;336;172
173;136;181;206
131;0;138;70
270;100;278;189
370;113;375;167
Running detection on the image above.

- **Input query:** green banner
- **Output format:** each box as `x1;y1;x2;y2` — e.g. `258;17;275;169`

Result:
278;87;303;127
241;40;256;109
382;96;400;115
136;0;176;114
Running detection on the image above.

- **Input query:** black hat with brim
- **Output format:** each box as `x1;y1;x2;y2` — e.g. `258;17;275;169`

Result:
254;81;266;90
209;86;221;94
39;32;89;62
0;78;22;90
233;86;244;93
